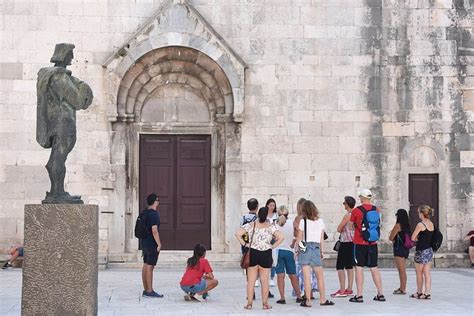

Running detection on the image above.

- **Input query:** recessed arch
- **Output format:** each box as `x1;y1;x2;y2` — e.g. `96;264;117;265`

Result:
117;46;231;122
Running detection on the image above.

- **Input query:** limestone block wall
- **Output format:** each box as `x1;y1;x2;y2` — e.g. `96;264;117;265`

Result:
0;0;472;257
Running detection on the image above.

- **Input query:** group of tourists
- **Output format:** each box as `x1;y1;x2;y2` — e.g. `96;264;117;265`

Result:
233;188;443;310
133;190;470;309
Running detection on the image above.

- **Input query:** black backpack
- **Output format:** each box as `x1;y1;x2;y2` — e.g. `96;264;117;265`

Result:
134;210;149;239
430;227;443;252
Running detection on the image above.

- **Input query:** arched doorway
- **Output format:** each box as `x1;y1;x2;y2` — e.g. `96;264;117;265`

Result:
102;0;246;258
110;46;240;252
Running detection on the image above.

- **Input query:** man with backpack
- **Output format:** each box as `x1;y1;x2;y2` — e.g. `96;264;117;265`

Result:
349;189;385;303
140;193;163;298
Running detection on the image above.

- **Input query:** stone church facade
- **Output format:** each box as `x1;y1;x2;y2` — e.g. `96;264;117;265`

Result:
0;0;472;265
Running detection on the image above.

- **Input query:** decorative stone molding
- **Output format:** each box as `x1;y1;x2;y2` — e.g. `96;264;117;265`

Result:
102;0;246;123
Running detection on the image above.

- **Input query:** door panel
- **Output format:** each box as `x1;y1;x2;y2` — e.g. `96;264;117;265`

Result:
176;136;211;249
139;134;211;250
408;174;439;230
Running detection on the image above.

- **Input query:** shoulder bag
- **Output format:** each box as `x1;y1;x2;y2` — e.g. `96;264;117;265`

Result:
240;222;256;269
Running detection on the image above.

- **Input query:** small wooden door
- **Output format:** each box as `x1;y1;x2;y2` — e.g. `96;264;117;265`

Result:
408;174;439;229
139;135;211;250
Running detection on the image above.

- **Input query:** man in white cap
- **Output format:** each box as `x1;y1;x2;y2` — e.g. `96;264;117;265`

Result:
348;188;385;303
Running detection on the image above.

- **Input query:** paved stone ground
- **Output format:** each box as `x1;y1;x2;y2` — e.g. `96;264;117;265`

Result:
1;268;473;315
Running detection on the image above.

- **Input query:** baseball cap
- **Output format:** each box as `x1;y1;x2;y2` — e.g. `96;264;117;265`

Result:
358;188;373;199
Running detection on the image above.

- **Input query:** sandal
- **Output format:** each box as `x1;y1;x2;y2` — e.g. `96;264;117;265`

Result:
393;288;406;295
276;299;286;304
320;300;335;306
373;294;386;302
302;294;315;300
262;303;272;310
410;292;422;299
244;303;252;310
419;294;431;300
349;295;364;303
300;300;312;307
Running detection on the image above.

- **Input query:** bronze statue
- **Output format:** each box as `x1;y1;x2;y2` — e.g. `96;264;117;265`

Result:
36;43;93;204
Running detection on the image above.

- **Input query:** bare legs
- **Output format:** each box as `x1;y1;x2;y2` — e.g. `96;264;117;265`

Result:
469;246;474;265
197;279;219;295
246;266;258;305
337;268;353;292
277;273;301;301
394;256;407;292
414;262;423;294
302;265;328;305
354;266;383;297
259;267;271;307
355;266;364;297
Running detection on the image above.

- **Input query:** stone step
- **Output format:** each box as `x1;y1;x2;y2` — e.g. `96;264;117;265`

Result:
2;252;469;269
103;251;470;269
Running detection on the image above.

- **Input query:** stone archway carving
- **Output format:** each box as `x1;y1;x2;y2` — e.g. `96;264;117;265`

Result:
101;0;246;256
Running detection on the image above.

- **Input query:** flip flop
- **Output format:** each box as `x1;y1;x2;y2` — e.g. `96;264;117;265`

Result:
300;301;312;307
373;294;386;302
349;295;364;303
393;288;406;295
320;300;335;306
276;299;286;304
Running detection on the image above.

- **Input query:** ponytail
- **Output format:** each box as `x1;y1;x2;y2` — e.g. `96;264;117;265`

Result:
187;244;206;267
277;205;289;226
418;205;434;219
258;207;268;223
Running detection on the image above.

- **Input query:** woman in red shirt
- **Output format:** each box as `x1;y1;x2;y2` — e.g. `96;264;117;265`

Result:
180;244;218;302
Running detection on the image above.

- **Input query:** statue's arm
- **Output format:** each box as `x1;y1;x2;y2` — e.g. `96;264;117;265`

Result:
53;73;93;110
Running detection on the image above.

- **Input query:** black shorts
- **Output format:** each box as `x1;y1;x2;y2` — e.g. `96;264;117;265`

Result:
143;248;159;266
249;248;272;268
393;245;409;259
336;242;353;270
353;244;378;268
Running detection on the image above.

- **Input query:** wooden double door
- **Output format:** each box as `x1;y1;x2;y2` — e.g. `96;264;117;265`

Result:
139;134;211;250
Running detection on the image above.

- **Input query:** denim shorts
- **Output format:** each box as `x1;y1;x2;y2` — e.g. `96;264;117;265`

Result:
275;249;297;275
180;279;206;294
298;242;321;267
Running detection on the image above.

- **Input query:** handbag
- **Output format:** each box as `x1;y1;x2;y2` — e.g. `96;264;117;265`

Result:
298;219;307;253
333;235;341;252
240;222;256;269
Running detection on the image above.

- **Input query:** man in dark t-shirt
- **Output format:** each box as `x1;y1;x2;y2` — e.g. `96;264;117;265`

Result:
464;230;474;268
141;193;163;298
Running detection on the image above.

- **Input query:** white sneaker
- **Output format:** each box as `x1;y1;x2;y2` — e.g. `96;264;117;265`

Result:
193;293;205;302
269;279;275;287
255;280;260;287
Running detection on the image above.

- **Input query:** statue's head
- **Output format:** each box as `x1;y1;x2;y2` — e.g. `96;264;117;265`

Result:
50;43;75;66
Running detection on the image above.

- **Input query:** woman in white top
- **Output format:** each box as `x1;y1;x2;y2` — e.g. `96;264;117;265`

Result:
295;200;334;307
274;205;303;304
236;207;284;310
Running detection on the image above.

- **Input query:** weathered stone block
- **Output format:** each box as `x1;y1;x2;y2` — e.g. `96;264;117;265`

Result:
382;122;415;136
0;62;23;79
22;204;98;316
460;151;474;168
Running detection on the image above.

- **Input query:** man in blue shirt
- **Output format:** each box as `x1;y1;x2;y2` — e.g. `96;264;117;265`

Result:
142;193;163;298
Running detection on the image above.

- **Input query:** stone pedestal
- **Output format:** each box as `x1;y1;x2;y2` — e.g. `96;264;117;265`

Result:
22;204;98;316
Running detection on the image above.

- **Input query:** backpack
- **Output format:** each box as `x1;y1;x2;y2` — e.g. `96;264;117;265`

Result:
358;206;380;242
134;210;149;239
430;227;443;252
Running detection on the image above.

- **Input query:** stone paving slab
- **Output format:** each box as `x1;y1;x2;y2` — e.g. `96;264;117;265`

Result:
1;268;473;315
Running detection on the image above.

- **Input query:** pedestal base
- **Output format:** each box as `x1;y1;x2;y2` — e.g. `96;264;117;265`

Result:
22;204;98;316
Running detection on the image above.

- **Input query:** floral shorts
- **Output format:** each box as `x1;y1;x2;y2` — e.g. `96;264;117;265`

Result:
414;248;433;264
